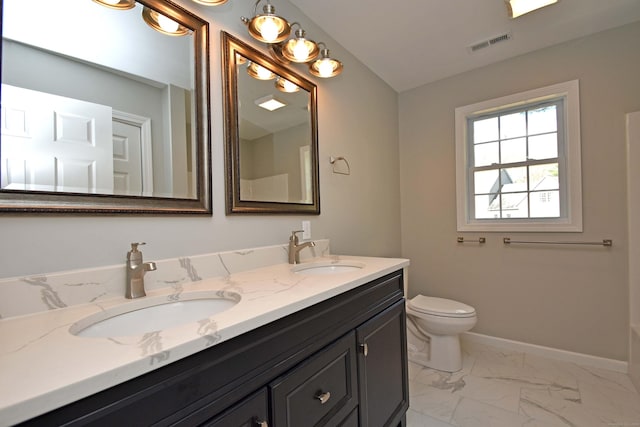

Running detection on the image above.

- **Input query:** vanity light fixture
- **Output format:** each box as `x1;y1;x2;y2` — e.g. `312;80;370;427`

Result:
505;0;558;18
240;1;344;78
255;94;287;111
281;23;319;63
309;44;343;78
92;0;135;10
275;77;300;93
142;6;190;36
241;0;291;44
247;61;276;80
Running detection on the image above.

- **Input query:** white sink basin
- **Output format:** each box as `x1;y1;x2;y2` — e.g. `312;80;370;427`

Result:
293;261;365;275
70;291;241;338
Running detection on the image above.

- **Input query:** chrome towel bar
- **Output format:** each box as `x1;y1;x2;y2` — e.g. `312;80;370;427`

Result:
457;237;486;244
503;238;613;247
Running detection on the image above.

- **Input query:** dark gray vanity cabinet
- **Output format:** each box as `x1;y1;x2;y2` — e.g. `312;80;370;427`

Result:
19;270;408;427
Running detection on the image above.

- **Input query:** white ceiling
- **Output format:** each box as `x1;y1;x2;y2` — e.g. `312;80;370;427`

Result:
288;0;640;93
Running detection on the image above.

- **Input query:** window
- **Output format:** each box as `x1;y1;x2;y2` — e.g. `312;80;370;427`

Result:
455;80;582;232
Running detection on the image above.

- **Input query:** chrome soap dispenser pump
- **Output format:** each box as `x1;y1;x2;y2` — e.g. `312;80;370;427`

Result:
125;242;157;299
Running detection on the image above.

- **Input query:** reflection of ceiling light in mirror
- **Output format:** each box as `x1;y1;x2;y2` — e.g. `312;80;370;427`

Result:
142;7;190;36
505;0;558;18
255;94;287;111
275;77;300;93
92;0;136;10
247;61;276;80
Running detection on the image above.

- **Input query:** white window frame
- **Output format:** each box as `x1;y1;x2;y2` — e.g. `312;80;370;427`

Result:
455;80;582;232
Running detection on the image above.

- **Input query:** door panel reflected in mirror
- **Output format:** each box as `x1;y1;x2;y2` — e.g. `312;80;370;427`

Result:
0;0;211;214
222;32;319;214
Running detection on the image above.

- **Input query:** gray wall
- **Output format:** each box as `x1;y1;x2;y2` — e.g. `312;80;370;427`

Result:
399;22;640;361
0;0;401;277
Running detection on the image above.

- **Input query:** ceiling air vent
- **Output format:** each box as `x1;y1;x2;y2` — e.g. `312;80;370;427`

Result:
467;32;512;53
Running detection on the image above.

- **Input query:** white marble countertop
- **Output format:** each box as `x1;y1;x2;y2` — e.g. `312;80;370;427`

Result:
0;255;409;426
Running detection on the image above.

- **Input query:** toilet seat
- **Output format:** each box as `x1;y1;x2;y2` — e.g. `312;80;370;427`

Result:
408;295;476;318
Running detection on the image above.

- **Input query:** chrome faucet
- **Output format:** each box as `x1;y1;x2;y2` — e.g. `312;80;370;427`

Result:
288;230;315;264
126;242;157;299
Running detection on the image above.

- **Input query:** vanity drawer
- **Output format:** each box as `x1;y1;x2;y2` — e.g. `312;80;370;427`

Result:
202;388;268;427
269;331;358;427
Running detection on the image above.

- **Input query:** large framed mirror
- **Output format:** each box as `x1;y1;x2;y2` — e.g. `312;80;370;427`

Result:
221;31;319;214
0;0;211;214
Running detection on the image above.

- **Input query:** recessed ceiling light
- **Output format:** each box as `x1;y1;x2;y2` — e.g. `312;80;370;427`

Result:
255;94;287;111
506;0;558;18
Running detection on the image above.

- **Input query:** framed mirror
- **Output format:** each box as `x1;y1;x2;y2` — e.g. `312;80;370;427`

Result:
221;31;319;214
0;0;211;214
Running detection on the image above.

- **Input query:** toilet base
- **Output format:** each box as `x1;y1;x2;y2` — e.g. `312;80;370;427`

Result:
407;321;463;372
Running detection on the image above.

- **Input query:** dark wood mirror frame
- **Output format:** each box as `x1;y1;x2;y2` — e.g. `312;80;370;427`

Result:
0;0;212;214
221;31;320;215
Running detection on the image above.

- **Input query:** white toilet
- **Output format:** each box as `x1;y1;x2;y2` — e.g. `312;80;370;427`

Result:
405;295;477;372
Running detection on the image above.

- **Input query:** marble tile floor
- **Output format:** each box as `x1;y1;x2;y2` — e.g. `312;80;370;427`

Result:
407;340;640;427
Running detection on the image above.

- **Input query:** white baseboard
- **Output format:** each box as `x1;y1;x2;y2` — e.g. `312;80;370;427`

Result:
462;331;628;373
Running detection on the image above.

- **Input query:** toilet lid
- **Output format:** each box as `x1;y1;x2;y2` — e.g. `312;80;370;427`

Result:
408;295;476;318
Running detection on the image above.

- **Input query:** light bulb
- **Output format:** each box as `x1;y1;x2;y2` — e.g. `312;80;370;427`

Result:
103;0;120;4
157;14;180;33
292;40;310;61
259;17;279;43
318;59;334;77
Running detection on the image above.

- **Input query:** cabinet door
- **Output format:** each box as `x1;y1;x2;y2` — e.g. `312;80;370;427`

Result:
356;300;409;427
203;388;269;427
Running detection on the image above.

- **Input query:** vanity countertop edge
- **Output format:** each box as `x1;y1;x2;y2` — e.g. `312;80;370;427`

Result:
0;255;409;426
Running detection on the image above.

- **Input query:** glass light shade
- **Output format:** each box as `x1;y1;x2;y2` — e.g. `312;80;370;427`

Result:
92;0;135;10
142;7;190;36
281;29;319;63
247;62;276;80
246;4;290;43
309;49;343;78
275;77;300;93
192;0;228;5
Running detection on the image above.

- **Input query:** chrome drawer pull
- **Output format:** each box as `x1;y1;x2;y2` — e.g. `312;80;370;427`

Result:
315;391;331;404
254;419;268;427
360;343;368;356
